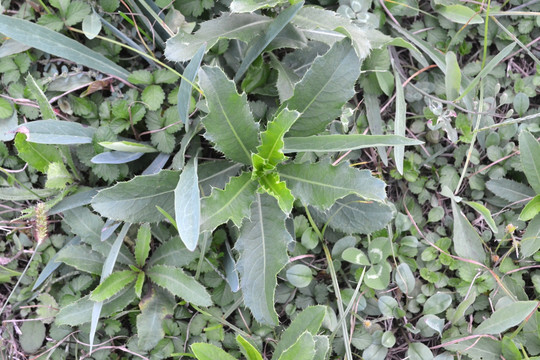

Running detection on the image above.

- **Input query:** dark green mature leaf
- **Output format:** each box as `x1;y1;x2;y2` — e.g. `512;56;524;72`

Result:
147;265;212;306
137;289;175;351
26;74;56;120
178;44;205;127
521;215;540;259
474;301;538;335
17;120;95;144
463;201;498;234
147;237;199;267
55;245;104;275
272;306;326;360
365;93;388;165
55;288;136;326
284;39;360;136
0;15;129;80
191;343;237;360
14;133;62;173
235;194;292;325
92;170;179;223
235;1;304;81
486;178;535;203
175;158;200;251
278;161;386;209
278;331;316;360
451;199;486;263
165;13;273;62
283;134;422;153
519;130;540;194
135;224;151;267
311;195;393;234
90;270;137;302
200;172;258;232
198;66;259;164
407;342;433;360
19;321;45;354
269;53;299;102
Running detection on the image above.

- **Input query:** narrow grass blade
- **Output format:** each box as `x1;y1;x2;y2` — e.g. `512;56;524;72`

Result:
0;15;129;80
32;237;81;290
235;1;304;81
175;158;200;251
178;44;205;129
392;61;406;175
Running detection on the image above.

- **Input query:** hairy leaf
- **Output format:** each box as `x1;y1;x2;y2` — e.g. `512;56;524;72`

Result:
519;130;540;194
235;194;293;325
451;199;486;264
90;270;137;302
92;170;179;223
278;162;386;209
147;265;212;306
200;172;258;232
283;134;422;153
393;63;406;175
284;39;360;136
175;158;200;251
198;66;259;164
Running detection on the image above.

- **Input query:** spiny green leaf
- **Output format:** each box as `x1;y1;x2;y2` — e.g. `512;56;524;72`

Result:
258;173;294;214
14;133;62;173
90;270;137;302
284;39;360;136
451;199;486;264
198;66;260;164
175;158;200;251
142;85;165;111
147;237;199;268
269;53;299;102
235;194;292;325
147;265;212;306
278;331;315;360
135;224;152;267
255;108;299;169
237;335;263;360
200;172;258;232
26;74;56;120
277;161;386;209
519;130;540;194
134;272;145;299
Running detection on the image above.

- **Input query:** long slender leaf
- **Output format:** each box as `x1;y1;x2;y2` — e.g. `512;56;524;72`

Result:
521;214;540;259
235;194;292;325
520;195;540;222
33;237;81;290
89;270;137;302
136;289;175;351
26;75;56;120
519;130;540;194
364;93;389;165
17;120;95;145
283;134;422;153
392;61;406;175
198;66;260;165
175;158;200;251
235;1;304;81
179;44;205;128
91;151;144;164
463;201;498;234
0;15;129;80
451;199;486;263
474;301;538;335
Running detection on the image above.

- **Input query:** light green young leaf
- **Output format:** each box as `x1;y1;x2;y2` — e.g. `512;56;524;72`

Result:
519;130;540;194
486;178;535;203
407;342;433;360
0;15;129;80
271;306;326;359
178;44;205;127
90;270;137;302
392;61;406;175
175;158;200;251
147;264;212;306
474;301;538;335
92;170;180;223
258;173;294;214
278;331;316;360
198;66;259;165
283;134;422;153
165;13;273;62
14;133;62;173
56;244;104;275
99;141;157;153
278;161;386;209
82;12;102;40
235;194;292;325
463;201;498;233
230;0;287;12
235;1;304;81
445;51;461;101
26;74;56;120
45;162;73;189
134;272;144;298
137;289;175;351
521;195;540;221
521;214;540;259
437;4;484;25
135;224;151;267
237;335;263;360
284;39;360;136
191;343;237;360
142;85;165;111
450;291;477;324
256;108;299;168
16;120;95;144
451;198;486;263
200;172;258;232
